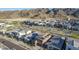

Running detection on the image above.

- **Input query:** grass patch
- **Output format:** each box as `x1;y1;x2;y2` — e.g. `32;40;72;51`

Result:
9;21;22;28
69;33;79;39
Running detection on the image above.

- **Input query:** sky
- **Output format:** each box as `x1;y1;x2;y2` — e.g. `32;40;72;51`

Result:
0;8;31;11
0;8;52;11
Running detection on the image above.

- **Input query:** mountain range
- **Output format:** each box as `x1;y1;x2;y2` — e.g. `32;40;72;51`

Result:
0;8;79;19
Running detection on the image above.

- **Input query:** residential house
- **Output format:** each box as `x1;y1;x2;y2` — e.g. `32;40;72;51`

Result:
0;23;5;29
43;36;65;50
23;32;41;45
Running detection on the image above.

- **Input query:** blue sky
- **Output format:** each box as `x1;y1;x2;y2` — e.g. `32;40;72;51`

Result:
0;8;31;11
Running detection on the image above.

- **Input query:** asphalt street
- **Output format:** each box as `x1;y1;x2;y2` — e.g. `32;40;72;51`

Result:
0;38;26;50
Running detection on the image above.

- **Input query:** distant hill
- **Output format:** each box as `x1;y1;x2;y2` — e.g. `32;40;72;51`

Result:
0;8;79;19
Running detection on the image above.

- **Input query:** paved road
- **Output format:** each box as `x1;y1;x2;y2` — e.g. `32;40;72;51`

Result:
0;38;26;50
